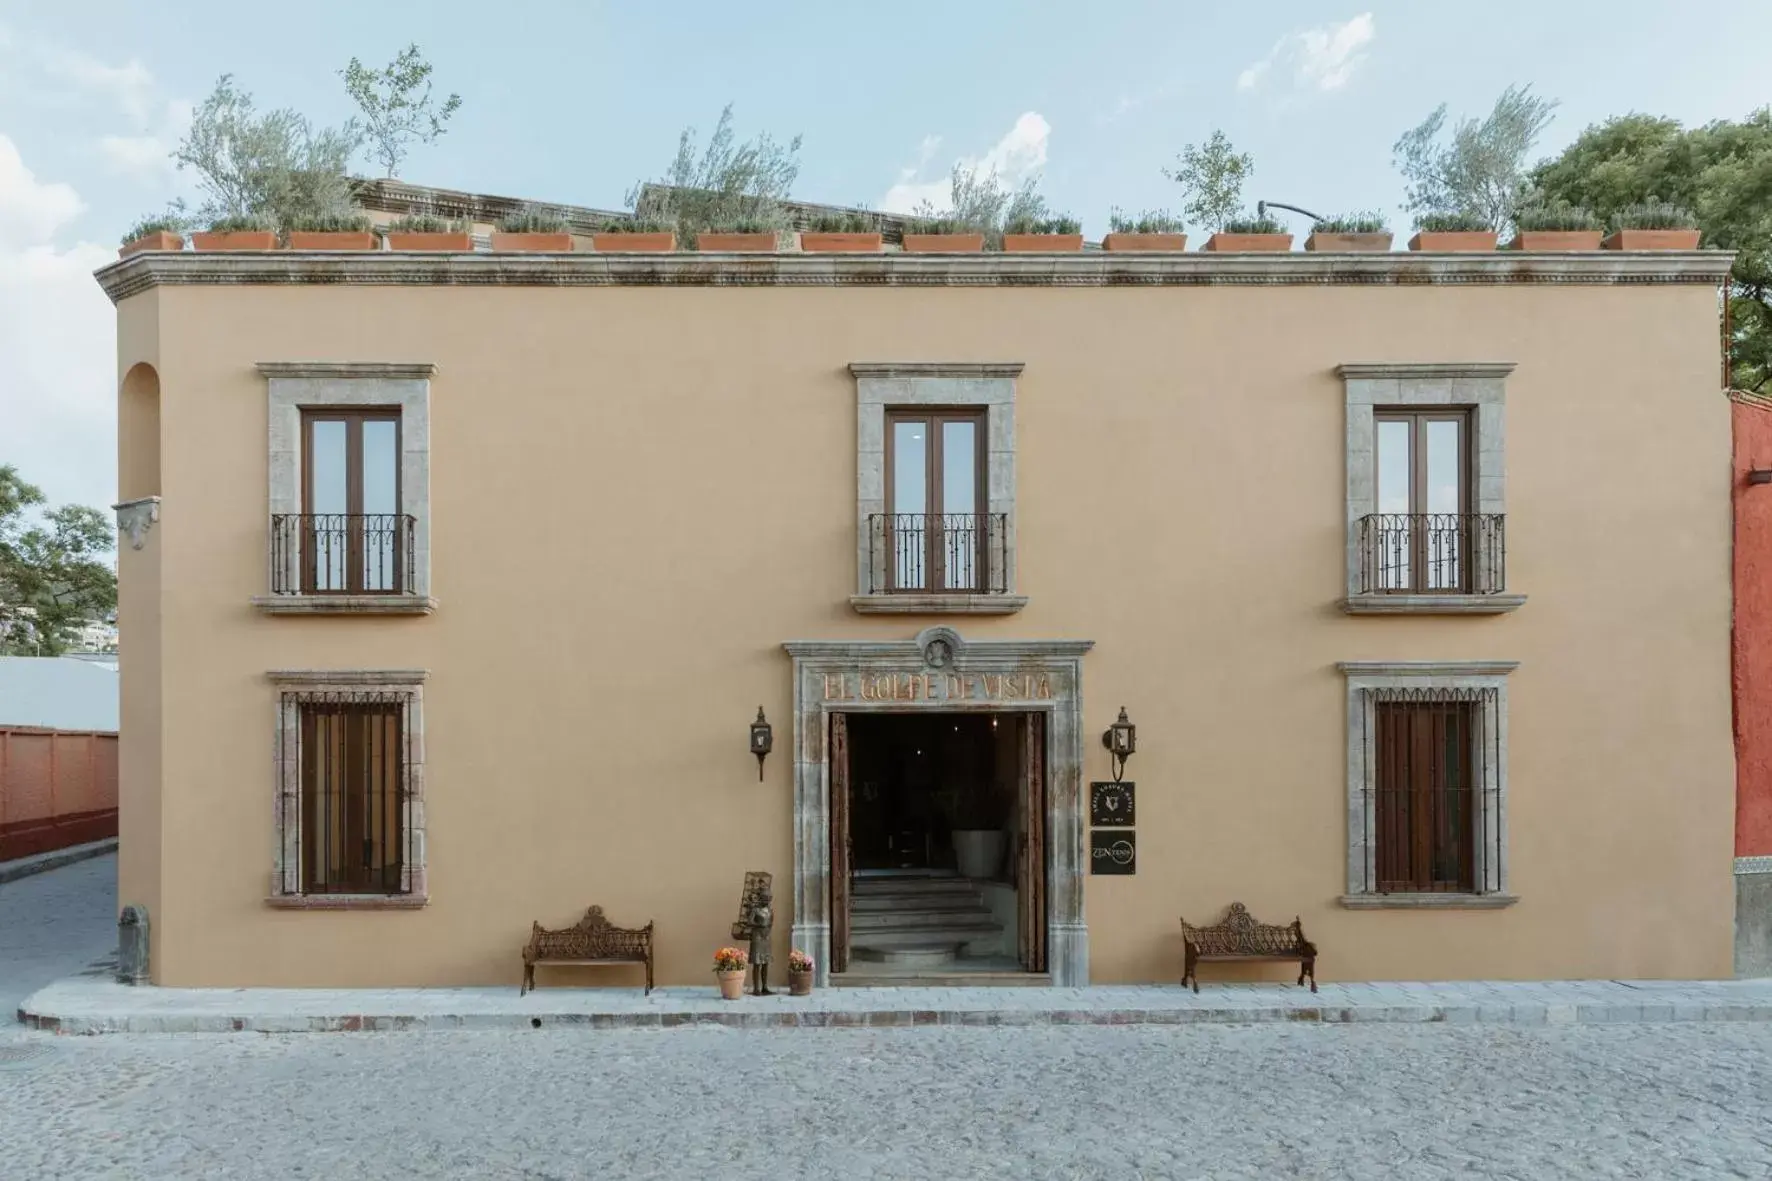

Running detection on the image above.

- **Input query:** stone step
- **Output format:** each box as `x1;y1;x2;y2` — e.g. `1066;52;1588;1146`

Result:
850;895;986;914
850;907;996;930
851;884;987;904
848;923;1003;948
849;946;961;967
832;970;1049;988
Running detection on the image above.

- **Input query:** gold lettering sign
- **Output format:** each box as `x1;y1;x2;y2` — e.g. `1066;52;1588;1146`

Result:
820;670;1054;702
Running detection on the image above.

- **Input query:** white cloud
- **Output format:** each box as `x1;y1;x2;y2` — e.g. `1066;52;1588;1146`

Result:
1238;12;1375;95
879;113;1051;214
33;44;156;123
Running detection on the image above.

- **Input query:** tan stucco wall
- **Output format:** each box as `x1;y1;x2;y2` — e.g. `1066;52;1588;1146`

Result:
117;277;1735;987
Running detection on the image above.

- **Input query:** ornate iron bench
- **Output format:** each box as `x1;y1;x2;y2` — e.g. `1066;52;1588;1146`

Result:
1180;901;1317;994
520;906;654;996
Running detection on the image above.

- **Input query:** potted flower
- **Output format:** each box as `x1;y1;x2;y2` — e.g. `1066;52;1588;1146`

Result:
901;216;985;254
937;781;1010;879
492;206;576;252
1305;212;1393;252
1604;200;1702;251
696;217;783;252
286;210;379;252
591;216;677;253
1407;211;1498;252
787;949;815;996
1102;209;1186;252
384;214;474;252
713;946;749;1000
191;213;278;252
1201;214;1292;252
1507;203;1603;251
800;212;883;253
1001;213;1084;252
119;214;186;258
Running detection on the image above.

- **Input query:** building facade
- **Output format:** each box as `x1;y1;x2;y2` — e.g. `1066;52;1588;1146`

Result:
102;247;1737;989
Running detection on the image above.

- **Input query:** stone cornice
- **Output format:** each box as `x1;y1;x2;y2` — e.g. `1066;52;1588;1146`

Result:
256;361;437;380
1335;362;1518;381
1337;660;1519;677
94;250;1738;304
783;638;1094;661
265;669;429;685
848;362;1025;379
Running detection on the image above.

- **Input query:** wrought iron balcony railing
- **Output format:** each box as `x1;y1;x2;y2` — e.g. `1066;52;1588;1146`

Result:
271;514;415;596
866;513;1008;594
1357;513;1505;595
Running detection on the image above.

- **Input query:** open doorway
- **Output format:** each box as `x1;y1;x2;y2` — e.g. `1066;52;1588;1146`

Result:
829;711;1046;980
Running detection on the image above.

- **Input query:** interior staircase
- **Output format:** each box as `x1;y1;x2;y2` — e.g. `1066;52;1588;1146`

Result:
847;872;1004;969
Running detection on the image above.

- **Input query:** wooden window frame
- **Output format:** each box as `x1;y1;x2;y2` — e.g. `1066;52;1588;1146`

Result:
883;407;988;593
299;408;403;595
298;698;407;895
1373;408;1471;593
1372;700;1477;893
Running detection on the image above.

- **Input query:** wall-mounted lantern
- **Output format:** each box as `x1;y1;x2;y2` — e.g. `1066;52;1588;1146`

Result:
750;707;773;781
1101;706;1136;783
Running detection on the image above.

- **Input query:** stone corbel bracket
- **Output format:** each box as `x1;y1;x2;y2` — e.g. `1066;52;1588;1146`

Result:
114;496;161;549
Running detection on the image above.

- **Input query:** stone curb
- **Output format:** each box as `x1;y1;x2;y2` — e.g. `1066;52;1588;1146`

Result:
0;839;117;886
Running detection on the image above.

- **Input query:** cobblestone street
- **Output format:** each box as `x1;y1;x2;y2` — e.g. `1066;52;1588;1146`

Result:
5;859;1772;1179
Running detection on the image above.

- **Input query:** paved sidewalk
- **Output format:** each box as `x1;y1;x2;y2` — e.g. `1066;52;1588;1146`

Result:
0;838;117;885
20;973;1772;1034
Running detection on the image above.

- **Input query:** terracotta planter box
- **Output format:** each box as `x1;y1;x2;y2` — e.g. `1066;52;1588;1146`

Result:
590;232;676;253
696;232;779;252
1001;233;1084;252
119;232;183;258
1506;230;1603;251
788;971;813;997
1603;229;1702;251
191;231;278;251
1102;233;1188;252
287;231;379;251
385;232;473;252
1407;231;1498;252
800;232;883;253
491;232;574;252
1201;232;1293;252
902;233;985;253
1305;231;1393;252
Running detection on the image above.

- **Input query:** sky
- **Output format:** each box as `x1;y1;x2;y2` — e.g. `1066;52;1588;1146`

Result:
2;0;1770;525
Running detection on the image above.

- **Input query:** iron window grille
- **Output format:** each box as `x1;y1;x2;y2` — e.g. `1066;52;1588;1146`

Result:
866;512;1008;594
1357;513;1506;595
270;513;416;596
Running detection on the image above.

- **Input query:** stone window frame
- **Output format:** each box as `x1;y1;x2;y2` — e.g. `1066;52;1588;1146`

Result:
1336;363;1525;615
847;362;1027;615
265;669;428;910
1337;660;1518;909
253;362;436;615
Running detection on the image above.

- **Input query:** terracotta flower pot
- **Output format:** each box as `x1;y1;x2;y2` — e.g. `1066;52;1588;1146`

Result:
696;232;779;252
191;231;278;251
1001;234;1084;252
1201;233;1293;252
1506;231;1603;252
1305;231;1393;252
386;232;474;252
800;232;883;253
287;231;379;251
788;970;813;997
591;232;676;253
491;232;574;252
1102;233;1187;252
1407;231;1498;252
717;969;746;1000
119;231;184;258
1603;229;1702;251
902;233;985;253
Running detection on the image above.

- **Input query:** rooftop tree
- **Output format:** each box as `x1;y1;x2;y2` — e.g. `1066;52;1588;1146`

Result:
340;44;462;179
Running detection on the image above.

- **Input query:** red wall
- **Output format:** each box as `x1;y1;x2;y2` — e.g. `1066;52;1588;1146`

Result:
0;727;119;861
1735;399;1772;856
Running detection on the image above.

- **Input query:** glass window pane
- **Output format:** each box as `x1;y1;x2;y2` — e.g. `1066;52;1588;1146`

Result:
941;421;978;590
360;420;399;592
1375;420;1412;514
307;420;348;591
1424;419;1463;513
891;421;927;516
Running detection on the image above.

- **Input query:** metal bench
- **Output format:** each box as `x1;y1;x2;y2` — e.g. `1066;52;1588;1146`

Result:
520;905;654;995
1180;901;1317;993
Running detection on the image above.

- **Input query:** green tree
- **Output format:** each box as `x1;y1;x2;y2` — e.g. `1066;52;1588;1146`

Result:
631;104;802;237
340;44;462;178
0;467;116;657
173;74;360;228
1530;109;1772;391
1393;84;1559;230
911;162;1048;243
1163;130;1253;233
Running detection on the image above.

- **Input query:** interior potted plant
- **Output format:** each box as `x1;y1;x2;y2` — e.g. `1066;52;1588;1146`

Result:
937;781;1009;879
591;216;677;253
1604;200;1702;251
901;215;985;253
1507;203;1603;251
1407;211;1498;252
492;206;576;252
1201;214;1292;252
1102;209;1186;252
713;946;748;1000
696;216;783;252
191;213;278;251
119;214;186;258
1305;212;1393;252
1001;213;1084;252
800;212;883;253
286;210;380;251
787;948;815;996
384;213;474;252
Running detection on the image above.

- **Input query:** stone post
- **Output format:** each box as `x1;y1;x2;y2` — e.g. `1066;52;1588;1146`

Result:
117;904;150;985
